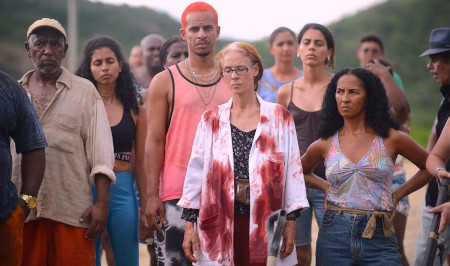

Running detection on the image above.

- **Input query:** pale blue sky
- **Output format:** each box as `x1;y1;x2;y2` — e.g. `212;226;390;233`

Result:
94;0;387;41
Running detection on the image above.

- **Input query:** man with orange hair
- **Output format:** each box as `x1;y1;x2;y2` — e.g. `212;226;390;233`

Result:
143;2;231;265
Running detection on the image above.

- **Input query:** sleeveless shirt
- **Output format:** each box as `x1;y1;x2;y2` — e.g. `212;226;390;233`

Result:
325;132;395;211
287;82;326;179
160;64;231;202
258;68;303;103
426;84;450;207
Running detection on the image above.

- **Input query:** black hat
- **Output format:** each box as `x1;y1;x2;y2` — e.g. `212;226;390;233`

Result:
420;28;450;57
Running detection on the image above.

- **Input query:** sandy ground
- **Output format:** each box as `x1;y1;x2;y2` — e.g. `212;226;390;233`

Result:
102;160;442;265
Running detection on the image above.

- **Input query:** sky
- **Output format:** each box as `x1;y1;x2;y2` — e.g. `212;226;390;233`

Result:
94;0;387;41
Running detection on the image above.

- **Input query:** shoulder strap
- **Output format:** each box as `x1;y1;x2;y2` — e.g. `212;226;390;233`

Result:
290;81;295;102
166;67;175;132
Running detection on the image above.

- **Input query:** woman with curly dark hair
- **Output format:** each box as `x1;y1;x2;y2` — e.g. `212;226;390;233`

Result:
301;67;432;265
319;67;398;138
76;34;147;266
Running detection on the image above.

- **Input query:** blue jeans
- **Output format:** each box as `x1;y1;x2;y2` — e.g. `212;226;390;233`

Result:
316;209;401;265
295;188;325;246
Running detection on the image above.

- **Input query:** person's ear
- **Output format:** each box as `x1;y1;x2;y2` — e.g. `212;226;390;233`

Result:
62;43;69;58
25;42;31;58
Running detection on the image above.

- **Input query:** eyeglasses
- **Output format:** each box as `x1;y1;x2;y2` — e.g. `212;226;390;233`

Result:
222;63;256;76
361;48;380;54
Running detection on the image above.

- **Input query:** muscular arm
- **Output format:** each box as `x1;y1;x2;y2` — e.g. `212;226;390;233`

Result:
19;148;45;216
367;59;411;126
380;72;410;126
134;105;149;239
426;120;450;234
426;118;450;180
144;70;172;233
81;173;111;240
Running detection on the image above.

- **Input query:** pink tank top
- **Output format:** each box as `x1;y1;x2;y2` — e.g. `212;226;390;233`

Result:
160;64;231;201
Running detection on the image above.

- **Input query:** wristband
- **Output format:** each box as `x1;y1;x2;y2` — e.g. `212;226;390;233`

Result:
435;167;446;187
286;214;297;221
391;193;398;206
435;167;446;178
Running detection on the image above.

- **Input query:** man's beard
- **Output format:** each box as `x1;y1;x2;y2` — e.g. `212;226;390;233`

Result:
194;51;211;57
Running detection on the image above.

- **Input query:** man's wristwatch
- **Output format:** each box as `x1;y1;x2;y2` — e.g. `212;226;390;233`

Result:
19;194;37;210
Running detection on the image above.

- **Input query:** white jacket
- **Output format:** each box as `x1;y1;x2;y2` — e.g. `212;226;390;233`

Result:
178;94;309;265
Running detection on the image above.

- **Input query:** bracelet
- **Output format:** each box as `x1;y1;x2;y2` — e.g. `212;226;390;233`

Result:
435;167;446;178
285;215;297;221
435;167;446;187
391;193;398;206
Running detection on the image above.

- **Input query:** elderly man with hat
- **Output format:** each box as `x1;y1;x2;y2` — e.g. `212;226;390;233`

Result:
11;18;115;265
414;27;450;266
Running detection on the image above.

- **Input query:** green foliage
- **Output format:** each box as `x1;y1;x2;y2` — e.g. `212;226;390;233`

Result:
327;0;449;146
0;0;448;147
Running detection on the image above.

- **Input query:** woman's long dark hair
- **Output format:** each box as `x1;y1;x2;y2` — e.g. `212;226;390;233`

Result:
318;67;399;139
76;34;140;114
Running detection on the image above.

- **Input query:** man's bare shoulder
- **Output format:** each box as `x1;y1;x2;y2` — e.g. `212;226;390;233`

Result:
148;70;172;95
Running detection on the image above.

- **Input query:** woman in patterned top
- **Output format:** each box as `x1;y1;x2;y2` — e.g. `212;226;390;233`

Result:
301;67;432;265
177;42;309;266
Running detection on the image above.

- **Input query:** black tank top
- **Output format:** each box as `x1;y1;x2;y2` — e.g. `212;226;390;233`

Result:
111;108;135;153
287;82;326;179
426;84;450;207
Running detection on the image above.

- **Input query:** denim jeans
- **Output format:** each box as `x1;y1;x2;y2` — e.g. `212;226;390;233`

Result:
316;209;401;265
295;188;325;246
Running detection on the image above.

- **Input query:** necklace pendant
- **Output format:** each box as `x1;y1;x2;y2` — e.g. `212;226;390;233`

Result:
205;92;210;98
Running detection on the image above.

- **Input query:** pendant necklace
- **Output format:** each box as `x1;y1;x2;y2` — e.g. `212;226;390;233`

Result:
187;70;218;109
184;59;218;84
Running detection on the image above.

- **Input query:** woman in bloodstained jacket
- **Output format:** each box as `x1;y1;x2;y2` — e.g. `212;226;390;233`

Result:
177;41;309;266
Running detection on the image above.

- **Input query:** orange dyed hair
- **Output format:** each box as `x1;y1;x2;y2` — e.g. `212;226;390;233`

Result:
181;2;218;31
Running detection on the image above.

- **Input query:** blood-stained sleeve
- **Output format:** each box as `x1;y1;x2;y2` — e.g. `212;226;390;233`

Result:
178;115;208;209
283;114;309;214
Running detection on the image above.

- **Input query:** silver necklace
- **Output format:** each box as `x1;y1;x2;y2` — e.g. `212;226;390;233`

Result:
184;59;218;83
187;70;218;107
100;92;114;98
195;82;218;109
